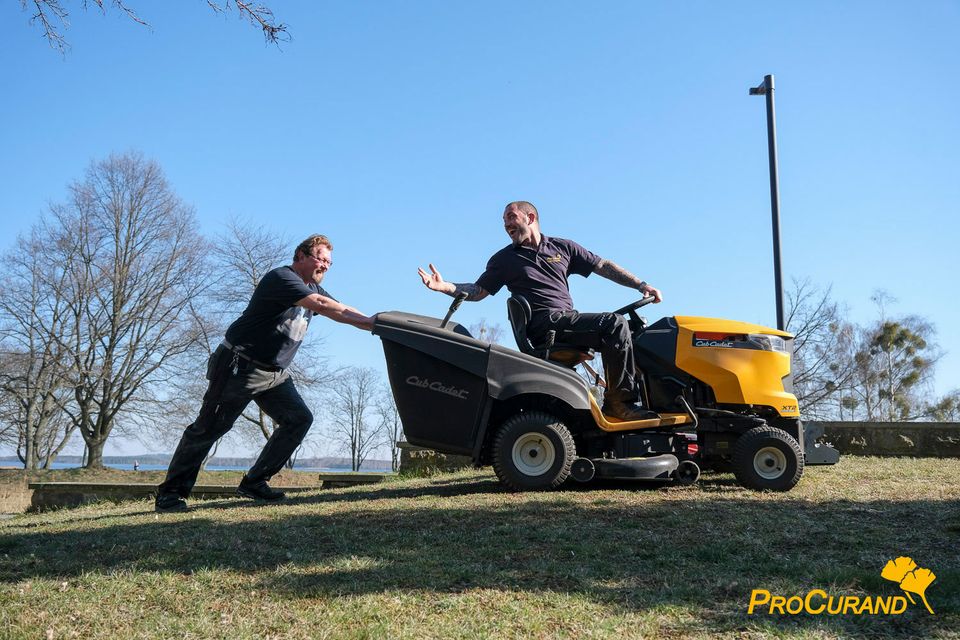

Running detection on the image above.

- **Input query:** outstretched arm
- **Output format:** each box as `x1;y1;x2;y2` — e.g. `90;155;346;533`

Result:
594;258;663;302
417;263;490;301
297;294;375;331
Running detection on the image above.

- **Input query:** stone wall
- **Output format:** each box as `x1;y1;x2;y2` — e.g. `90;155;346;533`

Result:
397;442;473;476
808;422;960;457
0;471;31;514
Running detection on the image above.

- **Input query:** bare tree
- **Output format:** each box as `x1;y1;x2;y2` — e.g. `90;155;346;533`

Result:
829;292;943;422
0;350;75;469
20;0;288;53
375;387;403;472
327;367;384;471
209;217;289;315
0;370;19;451
0;229;78;468
851;318;939;422
47;152;210;468
927;390;960;422
784;279;858;419
869;292;941;421
469;319;505;345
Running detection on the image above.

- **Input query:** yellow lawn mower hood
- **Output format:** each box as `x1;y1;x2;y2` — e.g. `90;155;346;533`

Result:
672;316;799;417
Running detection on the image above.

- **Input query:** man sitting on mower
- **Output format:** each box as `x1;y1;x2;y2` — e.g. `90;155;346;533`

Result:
417;200;663;422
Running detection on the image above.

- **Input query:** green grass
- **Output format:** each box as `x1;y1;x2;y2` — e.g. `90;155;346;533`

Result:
1;458;958;639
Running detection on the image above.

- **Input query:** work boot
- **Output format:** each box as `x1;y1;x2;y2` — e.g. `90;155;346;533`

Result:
237;475;285;502
155;493;188;513
601;400;659;422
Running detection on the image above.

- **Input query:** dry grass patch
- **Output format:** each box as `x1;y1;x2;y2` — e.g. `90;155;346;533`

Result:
3;466;323;487
1;458;958;639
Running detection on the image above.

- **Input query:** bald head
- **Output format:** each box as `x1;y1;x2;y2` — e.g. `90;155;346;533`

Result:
502;200;541;247
505;200;539;220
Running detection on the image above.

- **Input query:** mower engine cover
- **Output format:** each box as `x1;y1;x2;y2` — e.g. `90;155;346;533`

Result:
672;316;800;418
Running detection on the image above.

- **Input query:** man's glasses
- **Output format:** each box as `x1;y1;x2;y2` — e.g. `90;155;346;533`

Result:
308;253;333;267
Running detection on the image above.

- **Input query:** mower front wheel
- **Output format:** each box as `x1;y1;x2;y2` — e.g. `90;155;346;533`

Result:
492;412;575;491
732;426;804;491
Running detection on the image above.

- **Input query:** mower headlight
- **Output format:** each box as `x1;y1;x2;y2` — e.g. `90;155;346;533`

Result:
747;333;787;352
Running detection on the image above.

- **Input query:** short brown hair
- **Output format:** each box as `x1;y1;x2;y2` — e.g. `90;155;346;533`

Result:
293;234;333;262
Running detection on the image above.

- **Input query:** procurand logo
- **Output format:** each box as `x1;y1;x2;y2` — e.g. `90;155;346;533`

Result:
746;556;937;616
406;376;470;400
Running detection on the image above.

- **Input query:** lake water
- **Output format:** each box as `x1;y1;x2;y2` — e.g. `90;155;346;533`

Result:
42;461;391;473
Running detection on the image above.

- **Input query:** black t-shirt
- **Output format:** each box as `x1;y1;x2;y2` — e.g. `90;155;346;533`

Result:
475;235;600;315
224;266;332;369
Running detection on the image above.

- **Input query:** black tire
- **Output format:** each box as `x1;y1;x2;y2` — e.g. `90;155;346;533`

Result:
732;426;804;491
491;412;575;491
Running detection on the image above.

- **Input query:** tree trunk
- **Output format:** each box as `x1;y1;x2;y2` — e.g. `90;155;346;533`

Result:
85;440;105;469
24;427;36;471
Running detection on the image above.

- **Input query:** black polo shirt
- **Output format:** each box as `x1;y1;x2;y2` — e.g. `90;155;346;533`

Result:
475;235;601;315
224;266;333;369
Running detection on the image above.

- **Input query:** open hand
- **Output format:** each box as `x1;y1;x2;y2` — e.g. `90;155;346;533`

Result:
417;263;450;293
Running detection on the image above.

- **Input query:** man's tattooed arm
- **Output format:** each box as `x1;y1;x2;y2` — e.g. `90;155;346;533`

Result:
594;259;645;289
594;259;663;302
450;283;490;301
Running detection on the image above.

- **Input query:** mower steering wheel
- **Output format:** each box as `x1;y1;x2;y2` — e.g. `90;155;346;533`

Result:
613;295;657;322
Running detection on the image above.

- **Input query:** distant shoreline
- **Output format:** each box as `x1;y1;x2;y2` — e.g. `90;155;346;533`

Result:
0;455;392;473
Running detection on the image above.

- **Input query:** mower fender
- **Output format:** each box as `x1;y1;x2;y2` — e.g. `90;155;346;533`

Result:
486;349;591;411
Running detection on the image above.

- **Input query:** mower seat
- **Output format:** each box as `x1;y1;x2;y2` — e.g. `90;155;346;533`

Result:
507;295;594;367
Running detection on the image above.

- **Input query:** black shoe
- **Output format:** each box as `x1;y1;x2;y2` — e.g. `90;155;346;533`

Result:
601;401;659;422
237;476;285;502
155;493;188;513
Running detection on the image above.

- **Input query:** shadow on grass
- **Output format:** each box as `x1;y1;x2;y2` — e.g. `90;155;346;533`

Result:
1;474;957;637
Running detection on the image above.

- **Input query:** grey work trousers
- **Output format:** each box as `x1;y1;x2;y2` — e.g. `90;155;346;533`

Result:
158;345;313;498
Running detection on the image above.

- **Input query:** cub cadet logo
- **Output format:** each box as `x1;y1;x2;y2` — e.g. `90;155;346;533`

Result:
405;376;470;400
694;339;734;348
747;556;936;616
544;254;563;263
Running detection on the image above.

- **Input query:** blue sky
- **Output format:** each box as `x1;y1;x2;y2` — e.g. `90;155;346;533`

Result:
2;2;958;455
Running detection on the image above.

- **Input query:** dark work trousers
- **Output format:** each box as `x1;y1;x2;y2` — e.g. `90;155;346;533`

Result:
158;345;313;498
528;310;638;405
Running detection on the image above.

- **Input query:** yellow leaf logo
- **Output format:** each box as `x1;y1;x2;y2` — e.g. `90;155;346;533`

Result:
881;556;936;615
881;556;916;583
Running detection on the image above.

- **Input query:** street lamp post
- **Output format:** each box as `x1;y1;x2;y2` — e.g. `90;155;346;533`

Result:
749;74;785;331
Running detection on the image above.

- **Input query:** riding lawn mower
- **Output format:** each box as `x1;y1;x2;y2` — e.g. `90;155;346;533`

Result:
373;295;839;491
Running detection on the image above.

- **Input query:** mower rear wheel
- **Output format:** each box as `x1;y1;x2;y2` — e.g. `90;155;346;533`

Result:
732;426;804;491
492;412;575;491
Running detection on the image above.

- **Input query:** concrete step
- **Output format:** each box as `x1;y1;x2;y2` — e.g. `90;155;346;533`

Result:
25;472;394;510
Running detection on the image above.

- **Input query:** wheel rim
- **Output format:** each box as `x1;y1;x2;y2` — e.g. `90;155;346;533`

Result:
511;432;557;476
753;446;787;479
